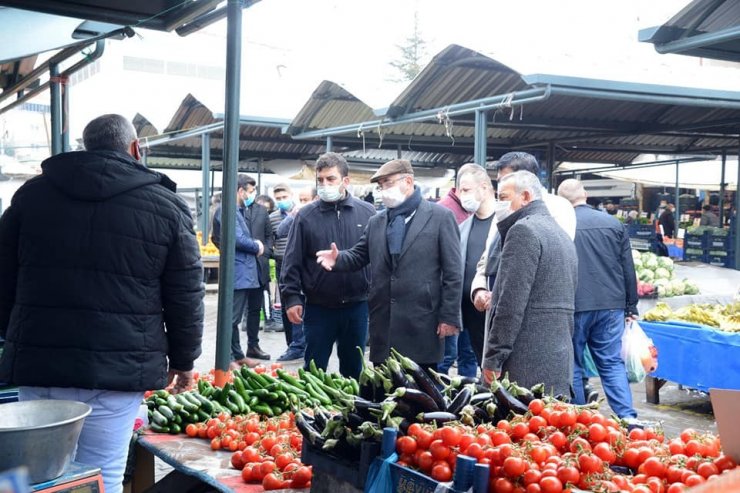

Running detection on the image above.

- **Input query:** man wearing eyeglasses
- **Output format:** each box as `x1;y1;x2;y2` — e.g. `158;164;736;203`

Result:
279;153;375;379
316;159;462;372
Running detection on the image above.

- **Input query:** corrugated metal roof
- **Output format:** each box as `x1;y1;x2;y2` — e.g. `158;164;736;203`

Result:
142;94;329;164
287;80;377;135
639;0;740;62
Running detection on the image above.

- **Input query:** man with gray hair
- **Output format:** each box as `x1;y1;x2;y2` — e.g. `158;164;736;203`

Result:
482;170;577;398
0;114;204;493
557;178;639;420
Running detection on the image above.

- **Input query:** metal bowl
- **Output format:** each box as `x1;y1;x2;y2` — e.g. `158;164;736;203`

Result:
0;400;92;483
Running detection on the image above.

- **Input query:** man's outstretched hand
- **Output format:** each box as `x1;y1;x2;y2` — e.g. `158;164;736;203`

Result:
316;242;339;271
167;369;194;394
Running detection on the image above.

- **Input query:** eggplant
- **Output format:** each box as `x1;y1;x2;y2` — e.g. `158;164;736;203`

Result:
485;401;498;420
349;397;383;420
323;438;360;460
470;392;493;406
509;383;535;405
429;368;452;386
491;379;528;416
387;358;417;390
416;411;457;424
296;411;325;447
346;412;364;430
391;348;447;410
313;407;331;432
391;398;418;420
447;384;474;416
394;387;440;412
530;383;545;399
473;406;488;423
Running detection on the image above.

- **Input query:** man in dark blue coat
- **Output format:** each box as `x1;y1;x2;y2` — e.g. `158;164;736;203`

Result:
558;178;638;420
0;114;204;493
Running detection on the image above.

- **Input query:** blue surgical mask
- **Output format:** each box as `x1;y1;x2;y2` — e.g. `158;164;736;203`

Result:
276;199;294;212
317;185;342;203
244;192;255;207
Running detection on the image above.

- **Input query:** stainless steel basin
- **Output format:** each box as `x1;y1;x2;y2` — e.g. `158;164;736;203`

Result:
0;399;91;483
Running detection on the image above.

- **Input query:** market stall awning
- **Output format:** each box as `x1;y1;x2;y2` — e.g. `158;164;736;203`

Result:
639;0;740;63
290;44;740;166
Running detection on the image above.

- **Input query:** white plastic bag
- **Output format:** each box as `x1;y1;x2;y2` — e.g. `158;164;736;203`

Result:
621;321;658;383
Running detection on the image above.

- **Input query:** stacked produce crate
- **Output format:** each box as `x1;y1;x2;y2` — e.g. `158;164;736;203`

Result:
683;226;735;267
627;223;655;252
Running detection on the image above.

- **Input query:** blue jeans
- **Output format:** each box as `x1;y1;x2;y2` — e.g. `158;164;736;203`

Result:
573;310;637;419
19;387;144;493
286;322;306;353
438;330;478;378
302;302;368;380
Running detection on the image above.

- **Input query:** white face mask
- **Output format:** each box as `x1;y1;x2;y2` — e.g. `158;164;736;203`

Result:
380;186;407;208
460;195;481;213
317;185;342;202
493;200;512;222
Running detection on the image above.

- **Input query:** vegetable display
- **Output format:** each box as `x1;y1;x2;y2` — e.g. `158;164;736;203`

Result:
643;301;740;332
632;250;699;298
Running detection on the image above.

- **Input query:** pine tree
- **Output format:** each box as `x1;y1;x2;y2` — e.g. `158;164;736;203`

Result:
388;12;428;82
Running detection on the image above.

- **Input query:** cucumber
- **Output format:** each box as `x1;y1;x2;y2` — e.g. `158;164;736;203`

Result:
169;423;181;434
192;393;214;414
151;409;169;426
150;423;170;433
166;395;184;413
176;394;199;413
158;405;175;420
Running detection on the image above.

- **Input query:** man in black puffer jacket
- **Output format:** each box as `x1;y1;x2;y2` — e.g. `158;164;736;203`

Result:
0;114;204;493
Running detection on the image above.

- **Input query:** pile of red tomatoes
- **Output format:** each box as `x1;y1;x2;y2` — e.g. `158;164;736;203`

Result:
395;399;737;493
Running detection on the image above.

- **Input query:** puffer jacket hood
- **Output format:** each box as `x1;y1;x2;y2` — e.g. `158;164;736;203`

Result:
42;150;176;201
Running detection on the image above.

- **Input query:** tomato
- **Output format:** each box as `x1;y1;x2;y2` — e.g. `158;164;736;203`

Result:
529;416;548;434
684;474;704;487
397;436;417;455
666;484;687;493
556;466;579;485
587;423;608;443
696;461;719;479
503;456;527;478
476;433;493;448
439;426;461;447
492;430;512;446
231;451;245;470
714;454;737;471
629;428;648;441
577;410;594;426
416;429;433;450
684;440;703;457
643;457;666;478
416;450;434;472
637;446;654;465
275;452;294;471
260;461;277;477
431;462;453;482
529;445;550;465
680;428;696;444
548;431;568;451
241;464;255;482
497;420;512;433
559;409;577;427
465;442;484;461
569;437;592;454
529;399;545;415
262;472;287;490
512;422;531;440
460;433;476;451
539;476;563;493
408;423;423;437
210;437;222;450
666;465;686;484
523;469;543;485
668;438;685;455
578;453;603;475
260;434;278;453
241;446;261;463
494;477;515;493
526;485;542;493
593;442;616;464
291;465;312;488
430;439;451;460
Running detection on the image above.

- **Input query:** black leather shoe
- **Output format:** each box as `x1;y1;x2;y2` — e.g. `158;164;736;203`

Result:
246;345;271;360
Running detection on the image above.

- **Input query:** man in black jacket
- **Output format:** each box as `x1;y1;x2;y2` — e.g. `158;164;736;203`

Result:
0;114;204;493
558;179;639;420
280;153;375;379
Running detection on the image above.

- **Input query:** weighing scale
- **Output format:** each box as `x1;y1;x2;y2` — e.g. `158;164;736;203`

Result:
31;463;104;493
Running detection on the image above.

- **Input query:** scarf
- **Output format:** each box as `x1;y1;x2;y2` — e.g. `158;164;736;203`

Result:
386;185;422;256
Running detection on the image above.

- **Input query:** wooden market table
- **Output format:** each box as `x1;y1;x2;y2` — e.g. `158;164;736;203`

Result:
640;321;740;404
131;432;303;493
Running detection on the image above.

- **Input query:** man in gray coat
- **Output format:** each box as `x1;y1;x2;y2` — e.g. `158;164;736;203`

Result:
316;159;462;369
482;171;577;397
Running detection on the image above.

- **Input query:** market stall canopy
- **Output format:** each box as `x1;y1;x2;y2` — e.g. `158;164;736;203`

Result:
290;44;740;166
558;157;739;191
639;0;740;63
136;93;329;169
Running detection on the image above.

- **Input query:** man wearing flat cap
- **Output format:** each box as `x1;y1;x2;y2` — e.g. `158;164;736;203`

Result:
317;159;462;371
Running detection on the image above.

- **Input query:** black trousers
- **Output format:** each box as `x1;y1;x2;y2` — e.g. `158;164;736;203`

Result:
275;257;293;346
230;287;263;360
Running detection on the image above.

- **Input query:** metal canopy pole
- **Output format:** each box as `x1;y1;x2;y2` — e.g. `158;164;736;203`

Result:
735;138;740;270
201;133;211;245
547;142;555;191
258;158;263;192
675;160;680;231
474;109;487;165
49;63;62;155
326;135;333;152
720;149;726;226
215;0;243;385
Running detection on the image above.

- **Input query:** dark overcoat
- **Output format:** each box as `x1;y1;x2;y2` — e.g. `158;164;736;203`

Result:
335;199;462;364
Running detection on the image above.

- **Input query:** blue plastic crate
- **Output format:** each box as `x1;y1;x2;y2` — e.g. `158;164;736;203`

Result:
628;223;656;239
683;252;707;263
707;255;735;268
684;233;708;249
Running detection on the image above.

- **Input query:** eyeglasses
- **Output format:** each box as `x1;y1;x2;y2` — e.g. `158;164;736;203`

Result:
375;176;407;192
